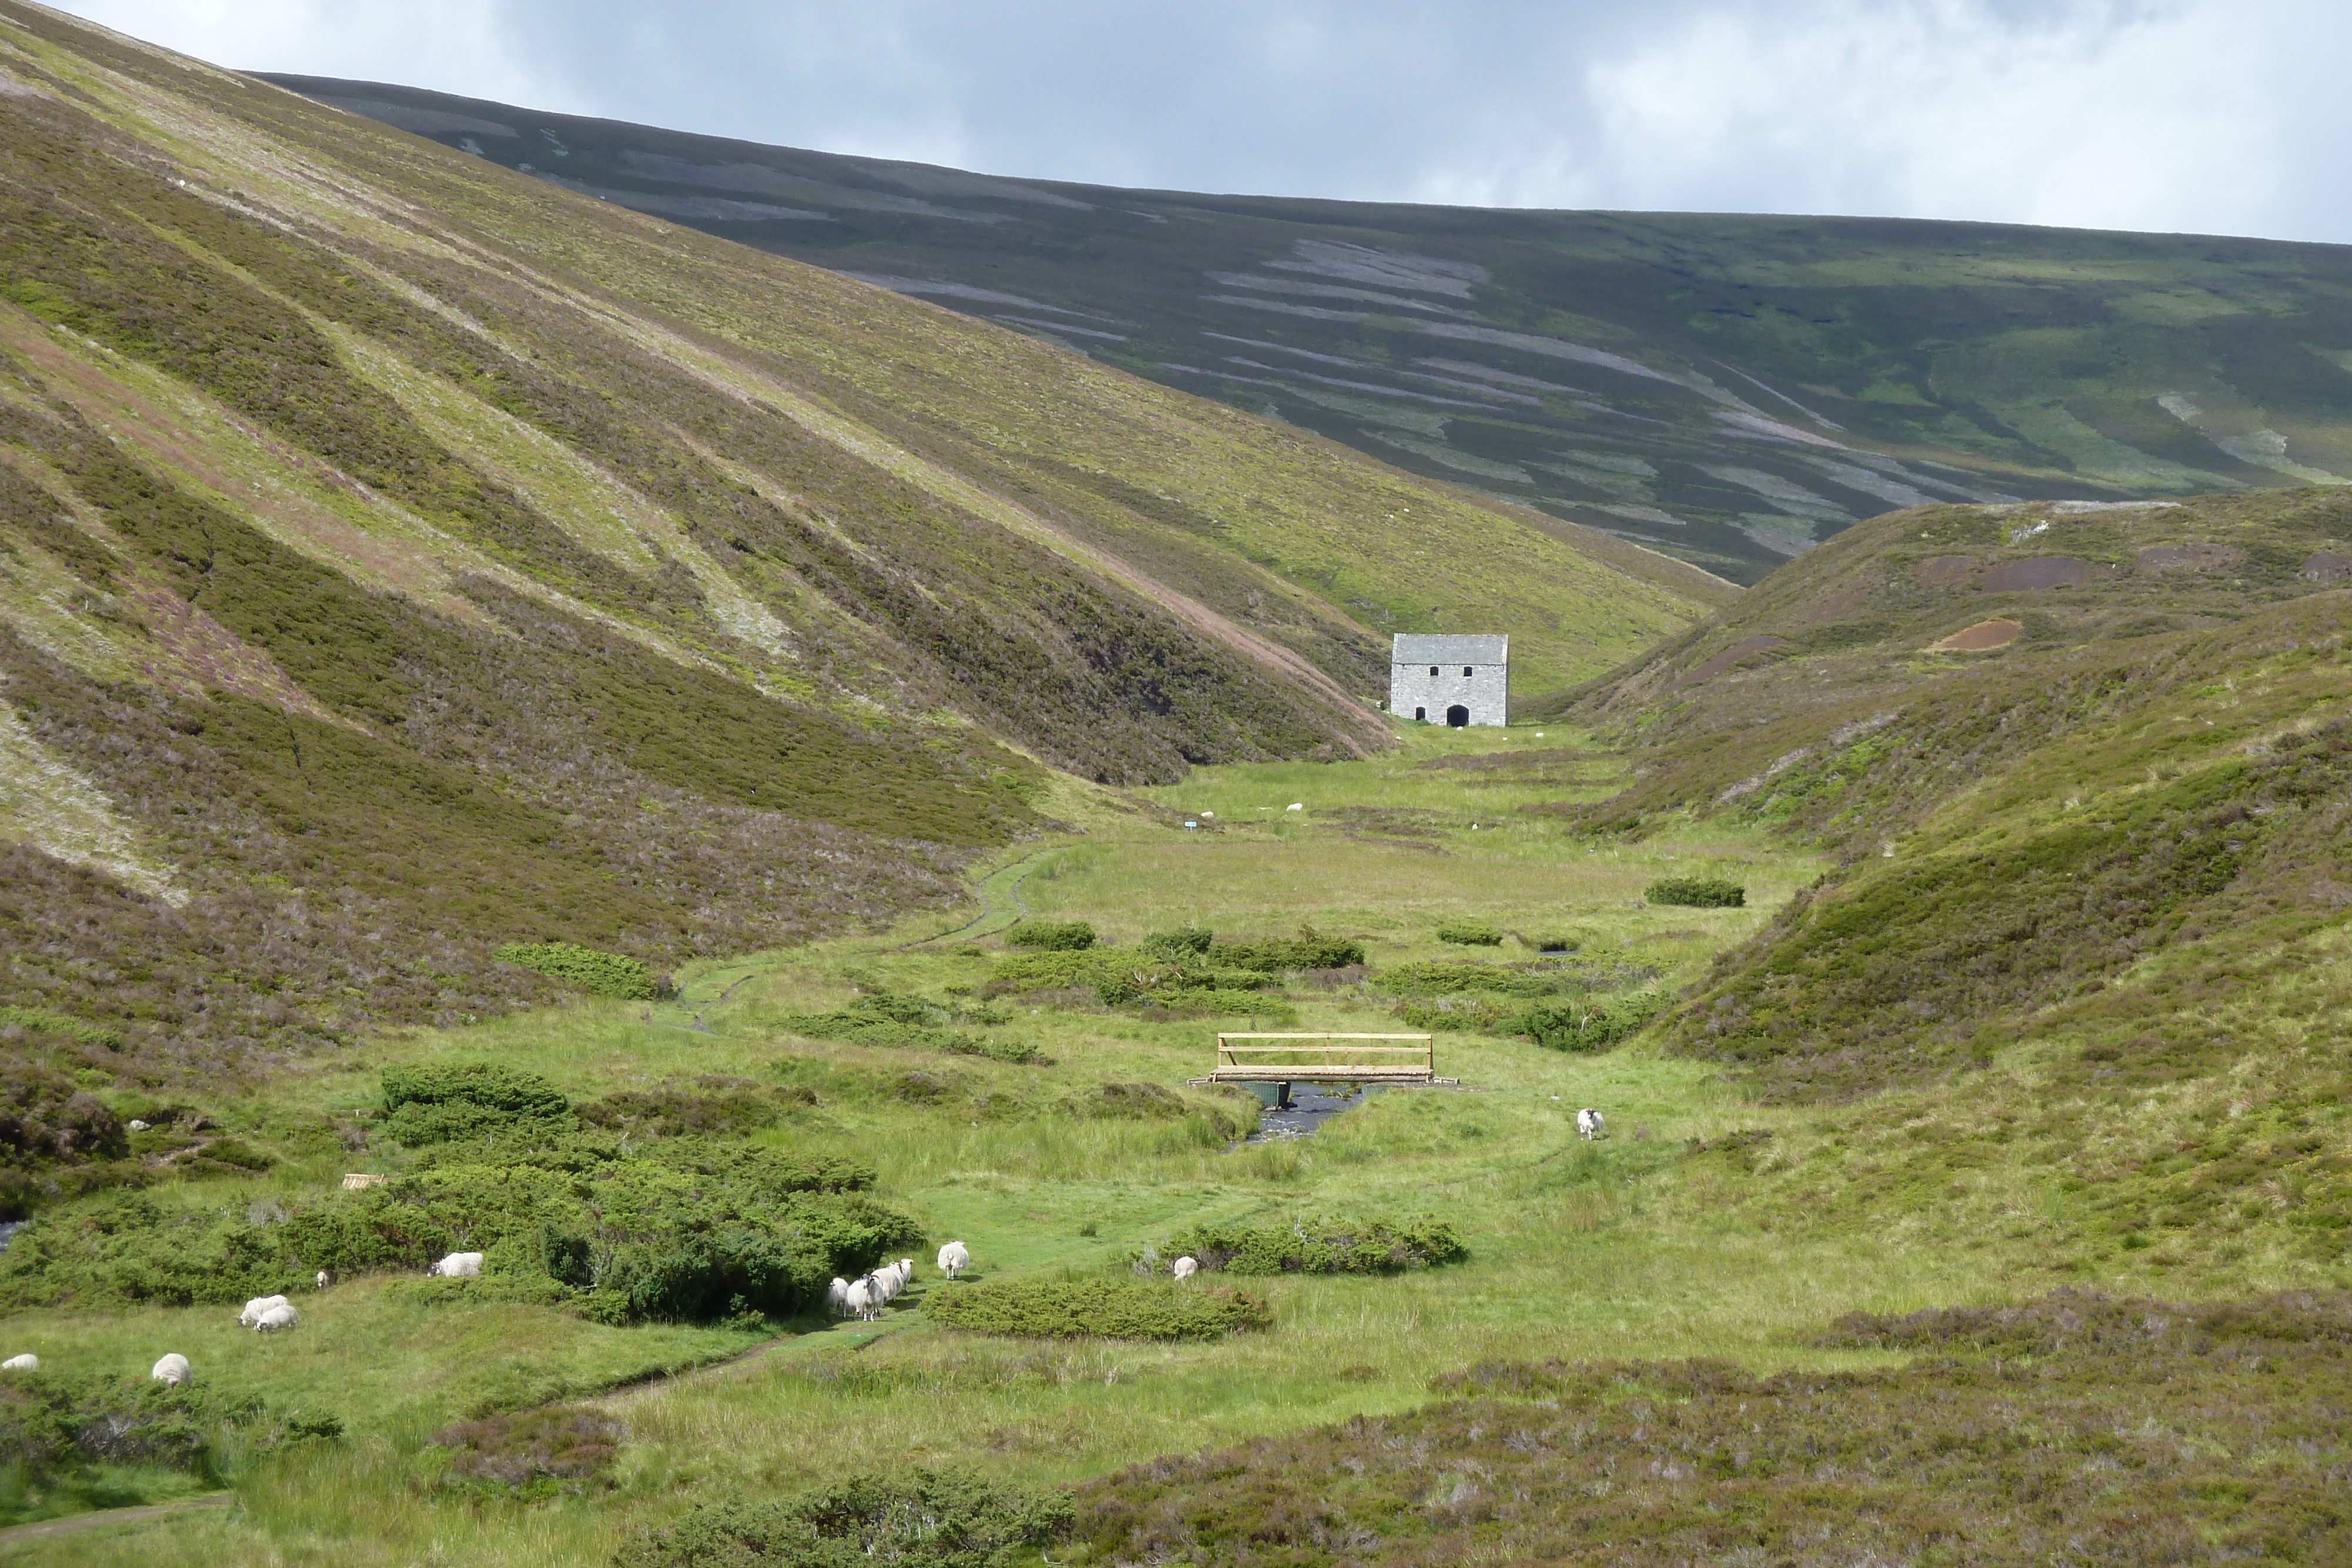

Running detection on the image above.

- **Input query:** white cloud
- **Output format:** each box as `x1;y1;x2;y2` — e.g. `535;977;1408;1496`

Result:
44;0;2352;243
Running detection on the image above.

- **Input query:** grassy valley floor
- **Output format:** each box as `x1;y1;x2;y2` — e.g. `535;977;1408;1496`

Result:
0;722;2340;1564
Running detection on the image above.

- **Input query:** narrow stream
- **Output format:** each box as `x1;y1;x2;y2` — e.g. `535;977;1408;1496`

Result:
1242;1082;1372;1142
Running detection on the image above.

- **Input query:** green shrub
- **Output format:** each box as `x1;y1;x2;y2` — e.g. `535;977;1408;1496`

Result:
432;1405;620;1497
381;1062;572;1146
0;1149;917;1319
495;941;660;999
1210;931;1365;971
1141;922;1214;957
1006;920;1096;951
1520;992;1666;1052
927;1276;1270;1340
1436;919;1504;946
1377;961;1561;998
384;1064;570;1121
1643;877;1745;908
619;1468;1073;1568
1392;996;1528;1034
1163;1216;1467;1275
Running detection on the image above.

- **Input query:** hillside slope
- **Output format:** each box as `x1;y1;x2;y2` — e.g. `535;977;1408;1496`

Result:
1548;484;2352;1104
0;3;1715;1071
266;76;2352;585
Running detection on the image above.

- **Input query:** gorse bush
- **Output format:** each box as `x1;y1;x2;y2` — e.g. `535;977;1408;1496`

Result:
382;1062;572;1146
619;1467;1074;1568
1005;920;1096;951
0;1142;916;1321
495;942;660;1000
1163;1216;1467;1275
1140;922;1213;957
1211;931;1366;971
927;1276;1270;1340
1435;919;1504;946
1643;877;1745;908
1521;992;1666;1052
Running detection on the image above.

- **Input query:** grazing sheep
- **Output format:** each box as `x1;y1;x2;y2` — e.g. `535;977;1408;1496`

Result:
844;1276;880;1322
1171;1256;1200;1282
238;1294;290;1328
1576;1108;1605;1141
316;1270;329;1290
427;1251;484;1278
1;1355;36;1372
937;1241;970;1279
254;1303;299;1332
151;1353;191;1386
827;1277;850;1315
127;1119;150;1132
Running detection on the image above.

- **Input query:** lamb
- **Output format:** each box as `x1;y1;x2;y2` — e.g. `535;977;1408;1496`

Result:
827;1277;850;1315
1576;1108;1605;1141
937;1241;970;1279
315;1270;329;1290
151;1353;191;1386
1171;1255;1200;1282
254;1303;299;1332
1;1355;36;1372
239;1294;290;1328
427;1251;484;1278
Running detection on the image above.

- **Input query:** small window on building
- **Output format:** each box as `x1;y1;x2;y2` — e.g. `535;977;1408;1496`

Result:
1464;666;1474;676
1428;666;1438;676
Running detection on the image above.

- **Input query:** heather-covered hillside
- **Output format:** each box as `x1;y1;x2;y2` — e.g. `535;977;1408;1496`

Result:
274;75;2352;585
0;3;1715;1072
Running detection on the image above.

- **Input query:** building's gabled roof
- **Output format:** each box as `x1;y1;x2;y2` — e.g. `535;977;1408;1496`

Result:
1392;634;1508;664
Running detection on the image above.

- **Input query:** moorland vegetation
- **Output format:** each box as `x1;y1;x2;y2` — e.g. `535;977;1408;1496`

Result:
0;6;2344;1564
275;76;2352;584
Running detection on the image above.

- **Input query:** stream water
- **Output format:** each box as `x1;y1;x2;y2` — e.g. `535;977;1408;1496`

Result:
1242;1082;1372;1142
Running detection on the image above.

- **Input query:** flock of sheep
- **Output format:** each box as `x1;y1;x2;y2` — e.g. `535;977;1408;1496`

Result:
0;1251;489;1389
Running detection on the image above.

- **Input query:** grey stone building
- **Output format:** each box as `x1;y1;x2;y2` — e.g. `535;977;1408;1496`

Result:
1390;634;1508;727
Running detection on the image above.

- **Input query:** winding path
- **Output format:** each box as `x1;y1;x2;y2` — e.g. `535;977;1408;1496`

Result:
894;846;1058;950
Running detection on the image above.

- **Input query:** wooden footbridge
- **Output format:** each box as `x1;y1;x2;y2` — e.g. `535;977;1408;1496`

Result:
1189;1032;1453;1099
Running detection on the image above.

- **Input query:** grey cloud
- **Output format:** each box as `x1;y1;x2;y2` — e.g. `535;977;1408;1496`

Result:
54;0;2352;243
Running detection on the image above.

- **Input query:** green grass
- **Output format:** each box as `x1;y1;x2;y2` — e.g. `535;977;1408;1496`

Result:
0;720;2117;1566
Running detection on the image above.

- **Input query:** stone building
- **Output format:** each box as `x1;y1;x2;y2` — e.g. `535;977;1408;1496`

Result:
1389;634;1508;727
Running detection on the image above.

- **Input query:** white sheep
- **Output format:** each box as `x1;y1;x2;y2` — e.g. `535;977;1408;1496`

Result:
255;1303;299;1332
315;1270;329;1290
127;1119;150;1132
845;1276;880;1322
238;1294;290;1328
1171;1255;1200;1282
874;1267;902;1305
1576;1108;1605;1141
1;1354;36;1372
893;1259;915;1291
937;1241;970;1279
151;1353;191;1386
827;1277;850;1315
427;1251;484;1278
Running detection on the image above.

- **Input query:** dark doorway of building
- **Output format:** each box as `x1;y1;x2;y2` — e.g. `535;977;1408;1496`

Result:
1445;704;1470;727
1414;706;1426;721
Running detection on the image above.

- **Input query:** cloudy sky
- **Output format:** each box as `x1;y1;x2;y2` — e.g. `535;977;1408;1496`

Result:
53;0;2352;245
